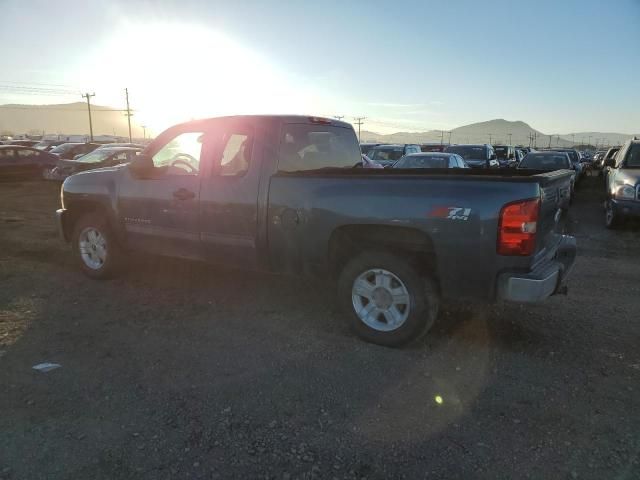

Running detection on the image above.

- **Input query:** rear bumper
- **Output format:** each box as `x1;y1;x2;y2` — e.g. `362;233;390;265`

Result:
496;235;576;303
611;199;640;219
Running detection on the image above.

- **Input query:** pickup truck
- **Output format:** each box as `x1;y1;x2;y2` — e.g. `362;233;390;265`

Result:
604;137;640;228
56;115;576;347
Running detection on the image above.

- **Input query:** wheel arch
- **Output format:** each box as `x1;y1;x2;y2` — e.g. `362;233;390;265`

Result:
328;224;439;288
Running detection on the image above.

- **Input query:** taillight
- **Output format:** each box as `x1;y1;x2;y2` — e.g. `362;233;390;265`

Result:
308;117;332;125
497;198;540;256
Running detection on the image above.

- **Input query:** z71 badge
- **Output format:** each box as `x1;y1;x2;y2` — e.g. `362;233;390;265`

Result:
428;206;472;221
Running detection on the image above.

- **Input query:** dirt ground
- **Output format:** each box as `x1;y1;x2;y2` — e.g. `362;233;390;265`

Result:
0;175;639;480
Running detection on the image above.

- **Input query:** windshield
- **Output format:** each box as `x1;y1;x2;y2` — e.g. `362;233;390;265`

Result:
368;147;404;162
74;150;113;163
445;145;485;160
625;144;640;168
520;153;569;170
394;154;449;168
49;143;78;154
494;146;509;159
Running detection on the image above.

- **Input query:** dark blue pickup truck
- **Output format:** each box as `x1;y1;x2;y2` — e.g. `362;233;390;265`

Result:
56;115;576;346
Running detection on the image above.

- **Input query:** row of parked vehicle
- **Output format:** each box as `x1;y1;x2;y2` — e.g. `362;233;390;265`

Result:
0;140;144;181
359;142;591;206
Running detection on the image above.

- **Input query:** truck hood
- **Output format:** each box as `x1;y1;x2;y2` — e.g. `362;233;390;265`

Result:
616;168;640;186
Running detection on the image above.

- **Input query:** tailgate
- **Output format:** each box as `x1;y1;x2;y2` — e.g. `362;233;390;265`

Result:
534;170;572;261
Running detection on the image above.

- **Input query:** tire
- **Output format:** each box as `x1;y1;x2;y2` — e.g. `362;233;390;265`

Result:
337;251;439;347
605;200;622;230
72;212;123;279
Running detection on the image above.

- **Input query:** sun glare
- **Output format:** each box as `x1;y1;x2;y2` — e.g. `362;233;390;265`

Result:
84;22;317;134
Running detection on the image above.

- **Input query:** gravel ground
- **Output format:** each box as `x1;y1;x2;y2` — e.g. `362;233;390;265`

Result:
0;175;639;480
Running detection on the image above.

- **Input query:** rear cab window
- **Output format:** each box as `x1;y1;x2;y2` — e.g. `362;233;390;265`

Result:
277;124;361;172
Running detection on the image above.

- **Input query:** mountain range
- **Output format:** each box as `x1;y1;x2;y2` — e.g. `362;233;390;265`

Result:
0;102;636;147
361;119;637;149
0;102;145;138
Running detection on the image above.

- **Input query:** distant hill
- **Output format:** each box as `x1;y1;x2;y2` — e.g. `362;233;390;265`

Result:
361;119;637;148
0;103;635;148
0;102;145;138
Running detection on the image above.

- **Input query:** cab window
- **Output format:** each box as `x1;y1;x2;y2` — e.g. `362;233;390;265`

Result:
152;132;205;176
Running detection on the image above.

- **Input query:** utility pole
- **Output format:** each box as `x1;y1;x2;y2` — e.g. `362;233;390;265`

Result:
353;117;366;142
556;135;560;146
447;131;452;144
440;130;444;145
125;88;133;142
82;92;95;141
141;125;147;139
333;115;344;121
507;133;512;145
548;135;552;148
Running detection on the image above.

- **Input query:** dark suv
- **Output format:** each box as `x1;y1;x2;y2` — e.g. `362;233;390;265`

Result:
444;144;498;168
493;145;518;168
367;144;421;167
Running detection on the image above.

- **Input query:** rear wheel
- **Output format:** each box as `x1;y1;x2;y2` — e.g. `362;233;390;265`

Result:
72;213;123;279
338;251;439;347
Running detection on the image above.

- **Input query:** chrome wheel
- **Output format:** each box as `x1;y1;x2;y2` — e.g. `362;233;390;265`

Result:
351;269;410;332
605;202;614;226
78;227;107;270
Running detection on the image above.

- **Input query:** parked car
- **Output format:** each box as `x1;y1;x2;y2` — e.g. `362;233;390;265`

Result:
0;145;59;179
603;138;640;228
592;150;607;170
540;148;584;181
359;154;384;169
600;147;621;177
46;147;143;181
444;144;499;168
56;115;576;347
33;140;67;151
392;152;469;169
517;151;575;208
367;144;422;167
493;145;519;168
420;143;448;153
5;139;40;148
49;142;101;160
359;143;380;156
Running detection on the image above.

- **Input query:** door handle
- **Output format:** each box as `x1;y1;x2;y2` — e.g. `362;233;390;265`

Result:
173;188;196;201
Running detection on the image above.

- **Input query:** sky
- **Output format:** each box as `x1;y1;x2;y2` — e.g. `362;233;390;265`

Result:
0;0;638;135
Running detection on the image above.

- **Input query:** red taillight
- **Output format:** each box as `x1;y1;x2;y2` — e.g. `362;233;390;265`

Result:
497;198;540;256
308;116;332;125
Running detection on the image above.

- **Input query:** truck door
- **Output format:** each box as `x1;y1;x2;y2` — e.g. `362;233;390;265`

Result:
118;128;212;257
198;121;261;269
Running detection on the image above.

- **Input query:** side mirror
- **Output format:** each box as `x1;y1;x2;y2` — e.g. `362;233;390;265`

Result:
128;153;154;176
604;158;616;168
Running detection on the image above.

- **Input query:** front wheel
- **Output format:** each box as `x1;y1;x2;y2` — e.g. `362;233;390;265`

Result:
338;251;439;347
72;213;124;279
605;200;622;229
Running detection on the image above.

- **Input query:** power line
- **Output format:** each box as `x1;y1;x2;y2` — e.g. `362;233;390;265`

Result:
353;117;366;142
125;88;133;142
0;105;129;112
82;92;95;141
